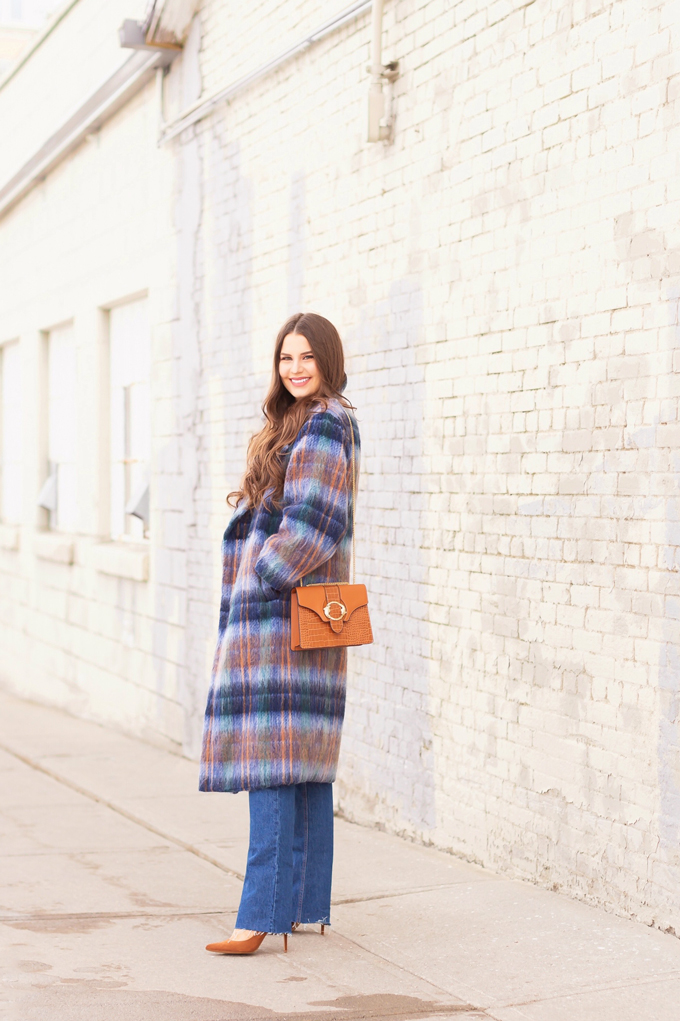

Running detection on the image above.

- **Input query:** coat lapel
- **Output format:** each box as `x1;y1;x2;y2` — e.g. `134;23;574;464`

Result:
223;501;252;540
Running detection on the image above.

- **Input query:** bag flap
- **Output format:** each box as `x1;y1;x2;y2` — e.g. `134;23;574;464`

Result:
294;584;368;622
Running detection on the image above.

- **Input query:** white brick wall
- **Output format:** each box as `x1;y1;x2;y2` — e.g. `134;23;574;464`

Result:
2;0;680;933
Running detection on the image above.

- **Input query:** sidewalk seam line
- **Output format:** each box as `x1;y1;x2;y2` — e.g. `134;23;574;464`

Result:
0;741;246;881
15;738;665;1014
500;967;680;1008
0;741;480;909
330;929;478;1005
0;909;232;922
0;741;491;1014
333;883;492;905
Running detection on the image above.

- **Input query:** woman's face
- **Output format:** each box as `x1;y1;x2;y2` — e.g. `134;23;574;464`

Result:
279;332;321;400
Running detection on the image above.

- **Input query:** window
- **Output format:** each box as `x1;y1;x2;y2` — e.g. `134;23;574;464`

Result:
0;341;23;524
109;299;150;540
44;323;78;532
0;2;62;25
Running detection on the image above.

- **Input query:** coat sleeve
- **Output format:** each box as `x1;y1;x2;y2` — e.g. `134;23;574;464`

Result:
255;411;350;598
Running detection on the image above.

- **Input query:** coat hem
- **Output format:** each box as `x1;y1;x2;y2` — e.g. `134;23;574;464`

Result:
199;773;337;794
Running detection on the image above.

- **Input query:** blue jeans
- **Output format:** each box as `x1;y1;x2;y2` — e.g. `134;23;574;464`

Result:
235;782;334;934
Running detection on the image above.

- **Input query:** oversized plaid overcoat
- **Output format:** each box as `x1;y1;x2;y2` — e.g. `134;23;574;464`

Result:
199;400;359;793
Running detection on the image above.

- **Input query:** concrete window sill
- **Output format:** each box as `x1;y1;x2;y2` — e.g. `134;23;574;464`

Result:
0;525;20;551
34;532;75;564
92;542;149;582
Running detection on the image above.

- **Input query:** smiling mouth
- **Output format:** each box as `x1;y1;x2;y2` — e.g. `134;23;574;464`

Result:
290;377;311;386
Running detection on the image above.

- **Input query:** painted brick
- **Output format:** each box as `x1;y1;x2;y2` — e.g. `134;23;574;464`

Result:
1;0;680;939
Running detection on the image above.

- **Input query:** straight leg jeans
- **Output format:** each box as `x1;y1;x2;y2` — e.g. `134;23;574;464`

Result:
235;782;333;934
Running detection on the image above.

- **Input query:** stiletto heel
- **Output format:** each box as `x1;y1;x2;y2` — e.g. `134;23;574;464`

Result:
284;934;288;952
290;922;327;936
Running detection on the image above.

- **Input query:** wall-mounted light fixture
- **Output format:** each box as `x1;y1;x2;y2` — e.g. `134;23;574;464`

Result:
125;475;150;532
37;463;57;515
118;16;181;52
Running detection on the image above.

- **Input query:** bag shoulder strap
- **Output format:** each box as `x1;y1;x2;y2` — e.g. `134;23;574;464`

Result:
342;406;357;586
300;405;357;587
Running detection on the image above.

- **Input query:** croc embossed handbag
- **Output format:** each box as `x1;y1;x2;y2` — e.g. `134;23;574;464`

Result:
290;409;373;651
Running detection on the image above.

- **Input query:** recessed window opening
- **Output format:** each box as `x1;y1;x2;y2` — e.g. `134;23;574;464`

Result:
0;341;23;524
109;298;150;541
43;323;78;533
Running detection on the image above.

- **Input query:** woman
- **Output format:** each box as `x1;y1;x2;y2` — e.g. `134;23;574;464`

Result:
200;312;359;955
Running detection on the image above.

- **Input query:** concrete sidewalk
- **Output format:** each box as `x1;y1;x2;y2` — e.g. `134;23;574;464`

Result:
1;691;679;1021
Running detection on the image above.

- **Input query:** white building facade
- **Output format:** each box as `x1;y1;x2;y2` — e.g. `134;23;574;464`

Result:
2;0;680;934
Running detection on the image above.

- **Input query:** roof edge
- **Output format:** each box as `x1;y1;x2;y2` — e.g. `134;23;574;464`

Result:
0;48;167;222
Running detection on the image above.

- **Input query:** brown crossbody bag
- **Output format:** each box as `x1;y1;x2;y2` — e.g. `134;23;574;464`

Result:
290;409;373;651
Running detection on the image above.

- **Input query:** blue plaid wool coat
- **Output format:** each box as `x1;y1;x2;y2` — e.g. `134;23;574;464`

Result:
199;400;359;793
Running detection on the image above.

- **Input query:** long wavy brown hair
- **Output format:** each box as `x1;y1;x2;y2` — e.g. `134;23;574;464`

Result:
229;313;352;510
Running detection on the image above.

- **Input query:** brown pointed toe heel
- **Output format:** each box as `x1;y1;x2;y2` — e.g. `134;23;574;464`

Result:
321;924;325;935
206;932;267;955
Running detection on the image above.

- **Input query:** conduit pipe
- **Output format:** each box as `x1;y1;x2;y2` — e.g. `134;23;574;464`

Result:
367;0;398;142
158;0;373;145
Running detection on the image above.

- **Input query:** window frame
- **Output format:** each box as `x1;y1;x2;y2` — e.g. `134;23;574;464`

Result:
41;321;78;534
107;296;151;543
0;338;23;526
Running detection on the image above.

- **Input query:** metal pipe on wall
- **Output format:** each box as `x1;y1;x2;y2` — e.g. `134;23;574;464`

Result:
157;0;372;145
367;0;385;142
367;0;398;143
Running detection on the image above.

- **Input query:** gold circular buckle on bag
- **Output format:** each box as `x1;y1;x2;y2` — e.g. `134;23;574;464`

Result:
324;600;347;621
